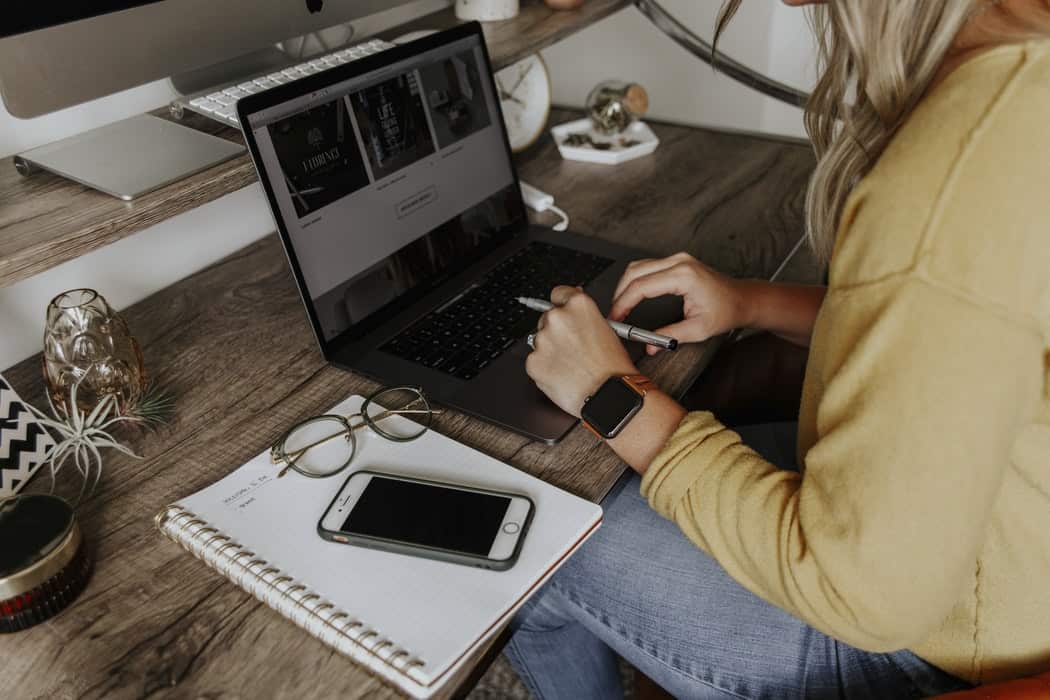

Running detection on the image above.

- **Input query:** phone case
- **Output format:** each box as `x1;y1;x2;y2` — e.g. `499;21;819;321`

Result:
317;470;535;571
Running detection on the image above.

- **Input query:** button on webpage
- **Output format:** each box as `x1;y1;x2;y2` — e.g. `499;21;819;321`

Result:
396;186;438;219
503;522;520;534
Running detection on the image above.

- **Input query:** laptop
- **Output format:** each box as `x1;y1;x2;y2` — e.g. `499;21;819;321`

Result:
238;22;680;443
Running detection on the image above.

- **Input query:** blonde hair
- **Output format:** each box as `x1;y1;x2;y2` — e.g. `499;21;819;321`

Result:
715;2;1002;262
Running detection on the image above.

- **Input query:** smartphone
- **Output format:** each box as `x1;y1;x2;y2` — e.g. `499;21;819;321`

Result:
318;470;534;570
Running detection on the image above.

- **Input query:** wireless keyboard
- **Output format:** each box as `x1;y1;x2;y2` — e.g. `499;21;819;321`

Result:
170;38;396;129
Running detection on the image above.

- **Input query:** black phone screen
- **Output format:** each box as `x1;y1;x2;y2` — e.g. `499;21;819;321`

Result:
341;477;511;555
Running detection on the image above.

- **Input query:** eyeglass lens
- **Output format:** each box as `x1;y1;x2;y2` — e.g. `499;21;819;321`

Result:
281;416;355;477
362;387;432;442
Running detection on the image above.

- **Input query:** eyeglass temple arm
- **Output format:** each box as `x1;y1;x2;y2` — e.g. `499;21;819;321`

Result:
633;0;810;109
345;407;441;429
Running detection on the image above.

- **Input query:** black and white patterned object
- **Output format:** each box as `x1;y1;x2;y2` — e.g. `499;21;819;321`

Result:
0;374;55;498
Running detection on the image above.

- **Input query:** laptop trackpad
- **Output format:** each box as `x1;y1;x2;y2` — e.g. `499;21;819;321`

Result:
451;293;683;443
453;356;577;443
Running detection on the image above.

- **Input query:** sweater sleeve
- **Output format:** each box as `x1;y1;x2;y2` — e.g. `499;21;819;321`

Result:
640;275;1042;651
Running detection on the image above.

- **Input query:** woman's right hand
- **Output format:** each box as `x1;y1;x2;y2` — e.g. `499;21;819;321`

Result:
609;252;750;355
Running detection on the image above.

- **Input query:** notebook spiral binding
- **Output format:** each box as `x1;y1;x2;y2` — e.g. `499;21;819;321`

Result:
155;505;428;687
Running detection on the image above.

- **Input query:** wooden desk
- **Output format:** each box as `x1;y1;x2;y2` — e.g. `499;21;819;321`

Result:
0;108;818;699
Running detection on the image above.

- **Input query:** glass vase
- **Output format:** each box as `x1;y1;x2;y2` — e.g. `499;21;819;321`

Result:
42;289;146;416
585;81;649;135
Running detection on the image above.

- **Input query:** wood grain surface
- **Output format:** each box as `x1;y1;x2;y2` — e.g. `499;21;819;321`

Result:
0;108;818;699
0;0;629;291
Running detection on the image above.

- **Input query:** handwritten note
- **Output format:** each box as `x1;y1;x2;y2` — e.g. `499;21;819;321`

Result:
222;473;275;513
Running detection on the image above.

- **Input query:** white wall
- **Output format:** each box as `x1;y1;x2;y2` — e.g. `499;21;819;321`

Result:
761;3;819;135
0;1;818;370
541;1;816;137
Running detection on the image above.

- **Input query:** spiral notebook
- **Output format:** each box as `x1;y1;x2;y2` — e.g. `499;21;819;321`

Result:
155;394;602;698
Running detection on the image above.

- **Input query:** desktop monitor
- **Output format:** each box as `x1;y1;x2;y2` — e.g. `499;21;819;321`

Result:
0;0;425;119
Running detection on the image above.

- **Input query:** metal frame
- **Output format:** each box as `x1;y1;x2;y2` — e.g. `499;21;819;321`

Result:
633;0;810;108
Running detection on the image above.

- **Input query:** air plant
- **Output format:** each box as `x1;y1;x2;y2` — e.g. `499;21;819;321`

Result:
25;380;142;503
126;381;176;429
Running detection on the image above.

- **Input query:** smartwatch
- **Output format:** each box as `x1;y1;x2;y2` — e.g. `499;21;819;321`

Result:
580;374;655;440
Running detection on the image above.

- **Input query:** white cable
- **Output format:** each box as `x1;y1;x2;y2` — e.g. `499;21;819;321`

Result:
548;204;570;232
520;181;570;231
768;233;807;284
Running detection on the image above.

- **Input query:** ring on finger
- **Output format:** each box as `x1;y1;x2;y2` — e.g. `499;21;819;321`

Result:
526;332;536;350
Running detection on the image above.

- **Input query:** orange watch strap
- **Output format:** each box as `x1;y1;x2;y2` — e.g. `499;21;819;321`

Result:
582;419;605;440
621;374;656;396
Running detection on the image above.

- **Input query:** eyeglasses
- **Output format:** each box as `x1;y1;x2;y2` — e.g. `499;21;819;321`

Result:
269;387;440;479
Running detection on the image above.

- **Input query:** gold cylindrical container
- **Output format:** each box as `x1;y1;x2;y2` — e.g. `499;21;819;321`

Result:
0;495;92;633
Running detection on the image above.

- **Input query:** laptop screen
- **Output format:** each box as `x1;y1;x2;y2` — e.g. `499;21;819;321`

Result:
245;31;523;346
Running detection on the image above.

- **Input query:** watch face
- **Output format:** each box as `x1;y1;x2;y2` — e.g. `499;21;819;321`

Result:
582;378;643;439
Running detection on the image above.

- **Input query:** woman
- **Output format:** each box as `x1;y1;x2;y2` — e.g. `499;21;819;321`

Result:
508;0;1050;697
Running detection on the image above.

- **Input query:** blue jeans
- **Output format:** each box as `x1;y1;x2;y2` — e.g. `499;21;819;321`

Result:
505;422;972;699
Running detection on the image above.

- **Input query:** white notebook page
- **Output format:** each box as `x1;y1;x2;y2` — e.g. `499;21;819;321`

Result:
167;395;602;695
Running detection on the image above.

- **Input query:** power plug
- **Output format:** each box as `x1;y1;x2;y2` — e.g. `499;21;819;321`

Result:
521;181;554;211
520;181;568;232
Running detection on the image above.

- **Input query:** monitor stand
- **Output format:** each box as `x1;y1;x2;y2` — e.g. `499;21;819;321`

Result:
13;114;245;201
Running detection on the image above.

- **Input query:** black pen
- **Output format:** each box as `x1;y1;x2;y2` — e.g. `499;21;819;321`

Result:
516;297;678;351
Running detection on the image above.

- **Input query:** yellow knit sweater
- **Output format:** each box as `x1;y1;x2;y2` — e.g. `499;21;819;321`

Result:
641;40;1050;685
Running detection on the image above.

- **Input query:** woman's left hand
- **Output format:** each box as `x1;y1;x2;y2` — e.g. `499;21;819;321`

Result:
525;286;639;417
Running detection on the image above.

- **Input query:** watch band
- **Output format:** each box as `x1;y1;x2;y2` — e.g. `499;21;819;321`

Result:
621;374;656;396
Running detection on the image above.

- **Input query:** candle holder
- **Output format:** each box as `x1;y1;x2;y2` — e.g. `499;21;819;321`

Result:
455;0;519;22
0;494;92;633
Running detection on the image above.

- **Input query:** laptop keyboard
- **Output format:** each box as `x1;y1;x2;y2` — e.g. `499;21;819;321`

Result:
381;242;614;380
